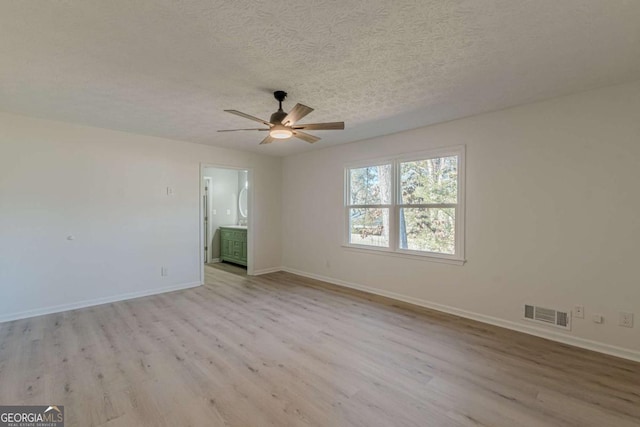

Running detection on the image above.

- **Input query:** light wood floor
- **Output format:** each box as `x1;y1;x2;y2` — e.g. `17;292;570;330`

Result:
207;261;248;277
1;267;639;426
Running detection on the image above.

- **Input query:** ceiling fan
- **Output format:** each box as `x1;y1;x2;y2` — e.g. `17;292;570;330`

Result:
218;91;345;145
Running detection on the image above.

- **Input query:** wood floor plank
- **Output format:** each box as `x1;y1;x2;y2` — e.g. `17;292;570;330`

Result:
1;266;639;426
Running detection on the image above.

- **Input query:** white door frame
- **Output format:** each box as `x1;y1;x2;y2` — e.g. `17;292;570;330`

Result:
199;163;255;283
203;176;212;264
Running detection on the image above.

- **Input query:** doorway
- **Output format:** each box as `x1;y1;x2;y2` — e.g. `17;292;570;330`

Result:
200;165;253;281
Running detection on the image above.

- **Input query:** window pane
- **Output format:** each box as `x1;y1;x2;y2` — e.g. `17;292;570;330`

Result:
399;207;455;254
349;208;389;247
400;156;457;204
349;164;392;205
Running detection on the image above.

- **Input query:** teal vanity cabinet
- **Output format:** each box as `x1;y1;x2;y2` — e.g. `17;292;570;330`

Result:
219;227;247;266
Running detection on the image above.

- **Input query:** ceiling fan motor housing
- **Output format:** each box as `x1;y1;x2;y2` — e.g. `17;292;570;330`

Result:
270;110;288;124
271;90;288;124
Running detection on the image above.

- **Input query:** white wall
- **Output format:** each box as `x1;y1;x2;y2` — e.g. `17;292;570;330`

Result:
282;81;640;360
203;167;241;261
0;112;282;321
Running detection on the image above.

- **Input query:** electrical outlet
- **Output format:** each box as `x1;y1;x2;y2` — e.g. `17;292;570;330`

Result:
619;312;634;328
161;267;168;277
212;209;217;215
166;187;174;196
573;305;584;319
226;209;231;215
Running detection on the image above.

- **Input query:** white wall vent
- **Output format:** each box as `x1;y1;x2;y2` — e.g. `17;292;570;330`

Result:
523;304;571;330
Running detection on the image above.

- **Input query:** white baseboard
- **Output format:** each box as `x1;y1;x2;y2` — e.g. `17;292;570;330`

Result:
281;267;640;363
252;266;284;276
209;258;221;263
0;281;202;324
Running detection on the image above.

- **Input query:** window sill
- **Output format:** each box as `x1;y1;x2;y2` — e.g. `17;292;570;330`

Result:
341;244;466;266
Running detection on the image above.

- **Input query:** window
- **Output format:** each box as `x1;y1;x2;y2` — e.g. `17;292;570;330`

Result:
345;146;465;264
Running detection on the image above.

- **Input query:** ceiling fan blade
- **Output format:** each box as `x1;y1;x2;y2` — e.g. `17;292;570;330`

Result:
292;122;344;130
217;128;269;132
293;130;320;144
282;103;314;126
259;135;275;145
224;110;272;126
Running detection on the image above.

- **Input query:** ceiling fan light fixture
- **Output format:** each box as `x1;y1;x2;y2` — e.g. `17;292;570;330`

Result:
270;126;293;139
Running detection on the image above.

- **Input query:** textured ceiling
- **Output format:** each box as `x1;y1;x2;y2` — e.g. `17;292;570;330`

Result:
1;1;639;156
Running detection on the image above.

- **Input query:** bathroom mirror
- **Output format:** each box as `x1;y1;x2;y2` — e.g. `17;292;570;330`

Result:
238;187;248;218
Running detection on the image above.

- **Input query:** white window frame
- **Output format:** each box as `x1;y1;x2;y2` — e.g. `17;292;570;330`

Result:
343;145;465;265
